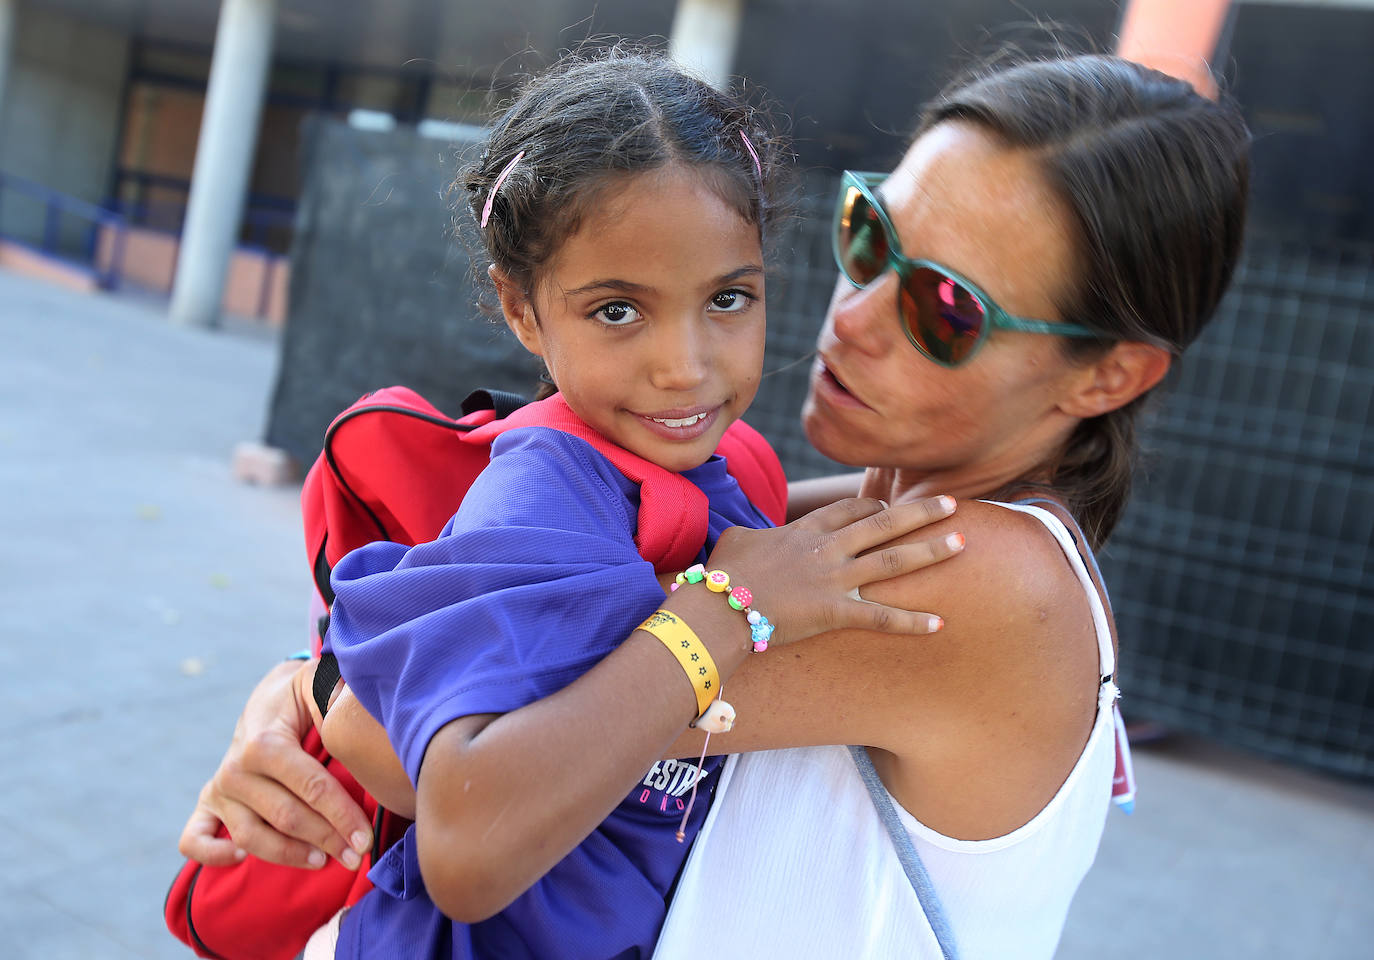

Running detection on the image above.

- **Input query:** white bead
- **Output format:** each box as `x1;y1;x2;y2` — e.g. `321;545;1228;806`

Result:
696;699;736;734
746;610;762;625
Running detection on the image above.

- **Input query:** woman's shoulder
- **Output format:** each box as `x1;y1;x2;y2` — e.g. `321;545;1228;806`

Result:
856;495;1102;734
859;498;1107;835
868;497;1086;618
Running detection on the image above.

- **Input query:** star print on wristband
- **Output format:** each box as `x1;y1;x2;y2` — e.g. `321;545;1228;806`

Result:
636;608;721;717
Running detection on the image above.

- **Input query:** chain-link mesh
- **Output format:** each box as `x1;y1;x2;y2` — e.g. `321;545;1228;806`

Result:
1103;237;1373;777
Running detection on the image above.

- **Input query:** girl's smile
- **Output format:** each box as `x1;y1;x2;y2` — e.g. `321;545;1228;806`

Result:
636;404;722;440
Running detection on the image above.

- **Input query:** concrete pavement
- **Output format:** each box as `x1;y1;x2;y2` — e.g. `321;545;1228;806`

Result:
2;268;1370;958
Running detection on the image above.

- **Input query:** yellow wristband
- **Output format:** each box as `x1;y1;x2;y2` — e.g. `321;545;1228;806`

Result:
637;609;720;718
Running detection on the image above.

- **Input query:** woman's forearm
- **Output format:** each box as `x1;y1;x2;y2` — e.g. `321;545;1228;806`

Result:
785;472;865;520
387;498;955;921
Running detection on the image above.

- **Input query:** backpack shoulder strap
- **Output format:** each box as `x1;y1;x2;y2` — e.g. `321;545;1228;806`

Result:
716;419;787;527
467;394;709;572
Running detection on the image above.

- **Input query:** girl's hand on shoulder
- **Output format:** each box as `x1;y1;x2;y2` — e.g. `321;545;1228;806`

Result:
704;496;962;646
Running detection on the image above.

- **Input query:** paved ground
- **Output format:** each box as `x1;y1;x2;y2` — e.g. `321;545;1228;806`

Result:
3;267;1371;959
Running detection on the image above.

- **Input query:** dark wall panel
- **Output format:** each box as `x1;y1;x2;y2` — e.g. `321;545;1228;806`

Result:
264;117;540;467
1230;3;1374;241
738;0;1123;171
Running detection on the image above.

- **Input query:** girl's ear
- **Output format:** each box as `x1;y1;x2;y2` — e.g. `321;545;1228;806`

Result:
1058;341;1172;419
489;264;542;356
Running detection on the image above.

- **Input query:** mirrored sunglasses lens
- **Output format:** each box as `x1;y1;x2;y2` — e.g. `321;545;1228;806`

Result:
899;268;985;365
838;188;888;286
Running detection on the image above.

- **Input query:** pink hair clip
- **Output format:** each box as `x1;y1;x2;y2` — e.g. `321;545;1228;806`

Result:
739;131;761;179
480;150;526;228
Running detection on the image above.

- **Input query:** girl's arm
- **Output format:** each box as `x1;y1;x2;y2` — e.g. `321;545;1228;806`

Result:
304;664;417;819
327;499;1103;864
333;497;955;923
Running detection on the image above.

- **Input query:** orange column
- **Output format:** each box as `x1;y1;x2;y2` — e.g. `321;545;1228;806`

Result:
1115;0;1233;98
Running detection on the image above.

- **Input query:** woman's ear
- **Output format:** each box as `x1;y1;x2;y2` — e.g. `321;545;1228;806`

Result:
1059;342;1172;418
489;264;542;356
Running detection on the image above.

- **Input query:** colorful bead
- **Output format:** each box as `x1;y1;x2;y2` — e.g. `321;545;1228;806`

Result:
670;582;680;592
727;585;752;611
749;615;774;654
670;566;772;655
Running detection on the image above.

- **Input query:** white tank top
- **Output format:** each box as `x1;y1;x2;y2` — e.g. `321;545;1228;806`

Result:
654;503;1120;960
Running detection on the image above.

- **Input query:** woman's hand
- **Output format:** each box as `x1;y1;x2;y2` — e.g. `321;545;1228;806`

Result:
705;496;961;647
176;660;374;871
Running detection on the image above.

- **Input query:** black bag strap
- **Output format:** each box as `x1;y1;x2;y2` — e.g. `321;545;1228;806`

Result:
460;388;529;419
313;652;342;719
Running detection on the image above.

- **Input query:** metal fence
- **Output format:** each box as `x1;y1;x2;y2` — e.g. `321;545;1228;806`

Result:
1102;238;1373;777
0;170;128;287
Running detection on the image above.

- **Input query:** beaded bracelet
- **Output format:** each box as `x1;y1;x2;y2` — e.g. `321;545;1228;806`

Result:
670;563;775;652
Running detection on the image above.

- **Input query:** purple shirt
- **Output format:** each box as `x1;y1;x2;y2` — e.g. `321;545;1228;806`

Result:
328;426;773;959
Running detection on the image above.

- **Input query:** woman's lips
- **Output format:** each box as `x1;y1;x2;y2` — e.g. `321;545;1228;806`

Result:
812;357;871;411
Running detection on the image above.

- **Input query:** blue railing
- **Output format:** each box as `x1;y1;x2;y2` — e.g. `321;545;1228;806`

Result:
0;170;290;320
112;167;297;252
0;170;129;288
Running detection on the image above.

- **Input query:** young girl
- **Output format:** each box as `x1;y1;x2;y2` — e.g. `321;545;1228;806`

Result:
309;51;957;959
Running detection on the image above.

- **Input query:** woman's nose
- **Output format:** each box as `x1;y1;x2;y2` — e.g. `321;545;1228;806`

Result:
828;274;897;356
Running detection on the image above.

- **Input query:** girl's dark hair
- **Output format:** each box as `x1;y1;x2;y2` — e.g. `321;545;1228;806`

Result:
918;54;1250;547
461;48;788;308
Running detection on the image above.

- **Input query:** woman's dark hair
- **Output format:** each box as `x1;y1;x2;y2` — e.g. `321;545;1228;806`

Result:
918;54;1250;547
461;48;788;308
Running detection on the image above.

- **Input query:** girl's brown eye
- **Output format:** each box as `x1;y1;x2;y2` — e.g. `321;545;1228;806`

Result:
711;290;752;312
594;302;640;326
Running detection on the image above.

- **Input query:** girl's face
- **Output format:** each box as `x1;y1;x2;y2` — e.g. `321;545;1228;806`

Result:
501;165;766;474
802;122;1091;494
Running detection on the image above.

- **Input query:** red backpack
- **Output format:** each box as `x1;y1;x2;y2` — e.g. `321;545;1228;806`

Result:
165;387;787;960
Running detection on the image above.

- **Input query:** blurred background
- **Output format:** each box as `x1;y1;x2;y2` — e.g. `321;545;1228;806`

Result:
1;0;1369;957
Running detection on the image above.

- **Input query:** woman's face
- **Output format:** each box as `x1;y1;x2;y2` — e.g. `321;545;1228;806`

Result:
803;122;1090;493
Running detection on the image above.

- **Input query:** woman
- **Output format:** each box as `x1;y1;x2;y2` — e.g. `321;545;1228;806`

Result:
181;53;1249;958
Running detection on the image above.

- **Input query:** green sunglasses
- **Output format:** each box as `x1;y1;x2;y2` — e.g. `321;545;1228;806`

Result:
832;170;1103;367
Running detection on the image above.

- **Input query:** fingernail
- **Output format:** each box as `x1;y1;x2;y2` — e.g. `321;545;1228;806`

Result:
233;847;247;861
928;616;944;632
938;495;955;513
351;830;371;853
878;499;890;509
342;848;361;870
307;848;326;869
946;532;965;551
